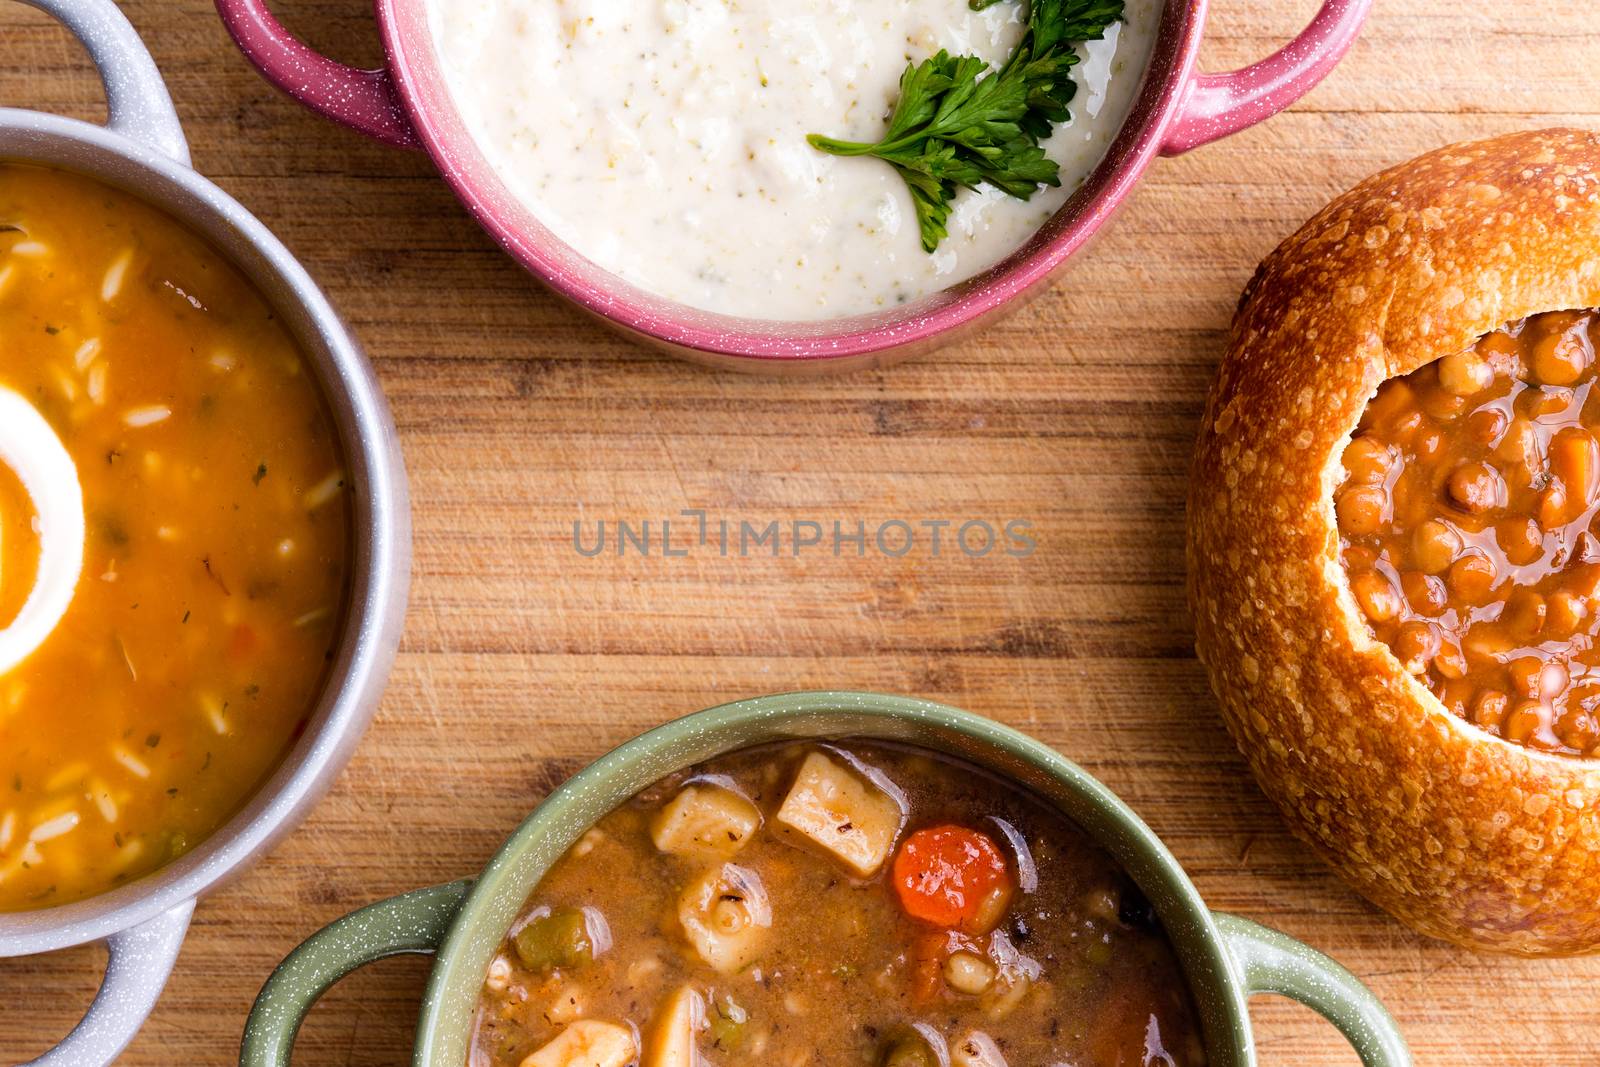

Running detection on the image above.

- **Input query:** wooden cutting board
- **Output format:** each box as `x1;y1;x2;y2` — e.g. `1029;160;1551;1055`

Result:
1;1;1597;1063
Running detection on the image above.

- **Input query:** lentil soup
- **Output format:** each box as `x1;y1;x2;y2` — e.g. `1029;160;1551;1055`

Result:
0;164;350;909
1336;308;1600;755
472;741;1203;1067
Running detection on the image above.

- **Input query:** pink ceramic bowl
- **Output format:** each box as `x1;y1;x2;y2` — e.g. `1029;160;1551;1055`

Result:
216;0;1369;374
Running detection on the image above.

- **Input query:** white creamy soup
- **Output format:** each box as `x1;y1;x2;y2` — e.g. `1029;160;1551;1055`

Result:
426;0;1159;320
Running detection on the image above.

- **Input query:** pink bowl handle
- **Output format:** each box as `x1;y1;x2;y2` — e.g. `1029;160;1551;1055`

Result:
214;0;419;148
1161;0;1370;156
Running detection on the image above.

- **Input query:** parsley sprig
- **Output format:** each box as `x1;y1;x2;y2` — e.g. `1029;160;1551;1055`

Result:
807;0;1124;252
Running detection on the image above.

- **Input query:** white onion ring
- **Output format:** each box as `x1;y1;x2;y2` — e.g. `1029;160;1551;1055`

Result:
0;386;83;674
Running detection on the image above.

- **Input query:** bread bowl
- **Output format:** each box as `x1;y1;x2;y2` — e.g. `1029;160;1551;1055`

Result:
1188;127;1600;955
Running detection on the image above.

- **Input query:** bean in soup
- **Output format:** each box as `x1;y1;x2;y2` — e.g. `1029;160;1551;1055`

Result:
471;741;1204;1067
0;164;350;909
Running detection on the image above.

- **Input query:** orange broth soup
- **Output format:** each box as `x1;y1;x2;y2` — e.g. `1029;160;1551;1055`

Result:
0;164;350;910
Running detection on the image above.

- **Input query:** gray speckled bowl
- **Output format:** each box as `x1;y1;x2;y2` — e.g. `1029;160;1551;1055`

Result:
0;2;408;1064
240;692;1409;1067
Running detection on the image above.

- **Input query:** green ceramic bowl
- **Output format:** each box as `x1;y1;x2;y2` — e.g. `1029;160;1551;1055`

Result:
238;692;1410;1067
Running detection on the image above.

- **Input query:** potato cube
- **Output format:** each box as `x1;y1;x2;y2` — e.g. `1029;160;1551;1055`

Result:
775;751;904;876
643;984;703;1067
677;863;771;973
518;1020;637;1067
650;784;761;859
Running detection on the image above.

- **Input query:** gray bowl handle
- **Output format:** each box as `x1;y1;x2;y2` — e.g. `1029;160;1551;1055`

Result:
16;0;189;164
16;900;194;1067
240;881;472;1067
1214;912;1411;1067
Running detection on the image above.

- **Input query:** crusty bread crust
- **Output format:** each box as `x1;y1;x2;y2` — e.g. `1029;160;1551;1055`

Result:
1188;128;1600;955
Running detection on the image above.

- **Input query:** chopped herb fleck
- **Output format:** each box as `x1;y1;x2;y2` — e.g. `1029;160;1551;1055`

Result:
201;555;231;596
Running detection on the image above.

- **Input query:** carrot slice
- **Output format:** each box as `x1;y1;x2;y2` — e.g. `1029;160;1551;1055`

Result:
907;930;954;1003
892;825;1011;928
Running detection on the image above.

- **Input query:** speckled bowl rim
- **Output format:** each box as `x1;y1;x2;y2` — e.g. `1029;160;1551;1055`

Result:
371;0;1200;364
409;691;1253;1065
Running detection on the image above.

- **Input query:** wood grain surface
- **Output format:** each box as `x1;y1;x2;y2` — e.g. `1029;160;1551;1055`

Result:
0;1;1597;1063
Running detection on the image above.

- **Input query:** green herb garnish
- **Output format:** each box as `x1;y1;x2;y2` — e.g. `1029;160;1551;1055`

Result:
807;0;1124;252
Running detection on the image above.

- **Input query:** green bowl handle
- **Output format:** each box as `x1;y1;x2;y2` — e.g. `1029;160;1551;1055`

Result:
1214;912;1411;1067
239;880;472;1067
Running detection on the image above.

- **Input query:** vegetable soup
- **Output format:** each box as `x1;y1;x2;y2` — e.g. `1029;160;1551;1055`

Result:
472;741;1204;1067
0;164;350;910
